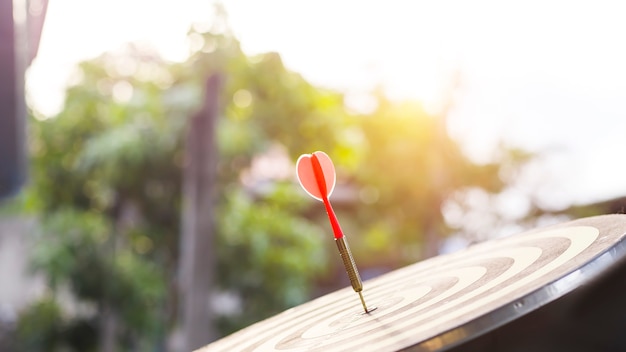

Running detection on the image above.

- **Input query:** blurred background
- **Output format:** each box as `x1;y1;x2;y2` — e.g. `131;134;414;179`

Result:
1;0;626;351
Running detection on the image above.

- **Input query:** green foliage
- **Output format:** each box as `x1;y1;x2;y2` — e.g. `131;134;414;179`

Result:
183;29;350;184
15;297;64;352
21;45;183;349
216;185;327;333
19;18;338;349
30;210;111;295
27;208;164;346
15;296;98;352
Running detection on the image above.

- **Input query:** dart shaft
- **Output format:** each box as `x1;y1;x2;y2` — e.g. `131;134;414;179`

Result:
335;236;363;292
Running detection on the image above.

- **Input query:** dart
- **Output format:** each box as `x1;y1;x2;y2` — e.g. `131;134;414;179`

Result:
296;151;373;313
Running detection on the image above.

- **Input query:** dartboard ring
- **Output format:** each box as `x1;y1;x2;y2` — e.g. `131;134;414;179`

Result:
199;215;626;352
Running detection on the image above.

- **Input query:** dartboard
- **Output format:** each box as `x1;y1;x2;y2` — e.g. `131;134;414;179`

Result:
198;215;626;351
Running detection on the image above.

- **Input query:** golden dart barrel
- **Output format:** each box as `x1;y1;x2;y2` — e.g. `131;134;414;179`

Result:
335;236;363;292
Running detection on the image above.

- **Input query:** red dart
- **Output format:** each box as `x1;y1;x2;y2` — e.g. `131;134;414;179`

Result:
296;151;374;313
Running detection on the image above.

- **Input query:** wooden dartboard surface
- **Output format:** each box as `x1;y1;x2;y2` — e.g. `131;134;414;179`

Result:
198;215;626;352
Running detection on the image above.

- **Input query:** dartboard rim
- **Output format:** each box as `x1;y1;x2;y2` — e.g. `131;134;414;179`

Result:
407;218;626;351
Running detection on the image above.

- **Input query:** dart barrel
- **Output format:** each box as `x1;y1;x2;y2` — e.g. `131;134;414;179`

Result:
335;236;363;293
198;215;626;352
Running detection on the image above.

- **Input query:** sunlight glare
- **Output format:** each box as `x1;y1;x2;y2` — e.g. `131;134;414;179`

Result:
111;81;133;104
27;0;213;116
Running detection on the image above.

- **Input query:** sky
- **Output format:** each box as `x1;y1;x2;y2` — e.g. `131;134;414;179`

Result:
26;0;626;209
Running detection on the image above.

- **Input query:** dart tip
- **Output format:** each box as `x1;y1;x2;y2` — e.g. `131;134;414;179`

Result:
358;291;375;314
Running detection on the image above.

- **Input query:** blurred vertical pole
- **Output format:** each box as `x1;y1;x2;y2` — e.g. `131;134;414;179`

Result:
0;0;47;200
178;73;222;351
0;0;26;200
